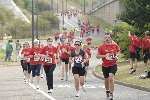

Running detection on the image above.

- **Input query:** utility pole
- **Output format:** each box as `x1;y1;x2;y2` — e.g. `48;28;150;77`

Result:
62;0;64;27
36;0;39;39
92;0;93;10
51;0;53;11
57;0;58;13
83;0;86;14
32;0;35;46
66;0;67;11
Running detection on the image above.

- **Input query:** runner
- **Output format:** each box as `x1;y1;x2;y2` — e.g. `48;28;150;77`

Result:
28;39;42;89
82;44;90;82
97;33;120;100
70;40;88;97
128;31;140;74
40;43;45;78
54;32;60;42
15;40;21;61
58;39;70;81
41;38;58;93
83;37;92;82
66;40;75;76
140;31;150;78
20;42;31;83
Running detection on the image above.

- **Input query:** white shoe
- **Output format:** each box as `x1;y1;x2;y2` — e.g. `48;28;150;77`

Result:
75;91;80;97
36;85;40;89
40;74;44;78
48;89;53;93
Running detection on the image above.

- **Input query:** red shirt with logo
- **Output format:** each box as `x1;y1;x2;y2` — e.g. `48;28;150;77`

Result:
41;46;57;65
98;43;120;67
29;47;43;65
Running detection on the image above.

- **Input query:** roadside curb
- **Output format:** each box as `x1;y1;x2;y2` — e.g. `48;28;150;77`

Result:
93;67;150;92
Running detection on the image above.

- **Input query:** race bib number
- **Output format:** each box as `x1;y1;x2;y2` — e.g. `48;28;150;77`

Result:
40;55;45;61
74;56;83;63
106;53;117;60
34;54;40;61
45;56;52;63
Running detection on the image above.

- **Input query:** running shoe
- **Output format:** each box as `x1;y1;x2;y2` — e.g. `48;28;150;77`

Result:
106;90;110;98
109;93;113;100
40;74;44;78
75;91;80;97
48;89;53;93
129;68;136;74
36;85;40;89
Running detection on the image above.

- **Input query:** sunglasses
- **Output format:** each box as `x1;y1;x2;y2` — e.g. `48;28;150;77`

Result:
47;40;53;42
74;44;80;46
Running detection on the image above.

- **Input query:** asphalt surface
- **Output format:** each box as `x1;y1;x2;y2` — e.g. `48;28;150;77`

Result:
0;50;150;100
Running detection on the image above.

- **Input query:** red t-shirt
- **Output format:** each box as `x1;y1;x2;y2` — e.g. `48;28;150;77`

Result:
142;36;150;49
98;43;120;67
129;35;140;48
29;47;43;65
41;46;57;65
59;44;70;59
21;48;31;62
67;44;75;55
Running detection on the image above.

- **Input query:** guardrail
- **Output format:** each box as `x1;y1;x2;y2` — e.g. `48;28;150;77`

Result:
87;0;118;15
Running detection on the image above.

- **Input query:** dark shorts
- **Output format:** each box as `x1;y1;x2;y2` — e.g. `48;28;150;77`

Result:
55;37;59;41
61;58;69;64
72;66;86;76
143;49;150;63
20;60;31;73
102;65;117;78
30;64;41;77
129;52;138;61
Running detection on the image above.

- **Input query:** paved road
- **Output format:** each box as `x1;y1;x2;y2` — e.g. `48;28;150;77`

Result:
0;50;150;100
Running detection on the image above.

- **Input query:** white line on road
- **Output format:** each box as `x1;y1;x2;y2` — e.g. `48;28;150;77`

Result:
53;84;105;89
28;83;56;100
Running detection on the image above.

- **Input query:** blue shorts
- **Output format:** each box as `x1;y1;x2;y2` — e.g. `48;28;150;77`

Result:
30;64;41;77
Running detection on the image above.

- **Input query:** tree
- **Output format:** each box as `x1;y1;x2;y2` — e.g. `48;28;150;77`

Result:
119;0;150;33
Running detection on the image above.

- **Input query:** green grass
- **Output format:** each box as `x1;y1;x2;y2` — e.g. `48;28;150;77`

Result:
95;62;150;89
0;49;4;60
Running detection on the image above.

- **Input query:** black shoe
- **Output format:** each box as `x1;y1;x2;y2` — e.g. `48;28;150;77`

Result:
129;69;136;74
106;90;110;98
